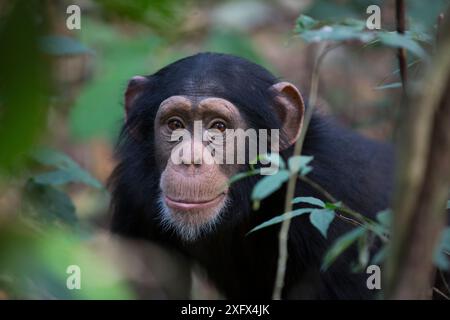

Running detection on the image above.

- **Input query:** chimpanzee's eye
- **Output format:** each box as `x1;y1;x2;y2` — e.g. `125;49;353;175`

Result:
210;121;226;132
167;119;184;131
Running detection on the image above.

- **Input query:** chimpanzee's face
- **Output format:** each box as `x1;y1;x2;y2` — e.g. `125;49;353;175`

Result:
122;57;304;241
154;95;246;240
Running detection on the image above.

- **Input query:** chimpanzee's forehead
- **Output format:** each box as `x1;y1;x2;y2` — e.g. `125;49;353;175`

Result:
173;77;230;97
152;53;277;98
156;95;243;123
151;79;243;109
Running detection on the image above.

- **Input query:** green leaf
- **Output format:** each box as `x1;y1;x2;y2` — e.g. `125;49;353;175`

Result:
30;148;102;189
248;208;313;234
294;17;427;60
300;25;374;43
433;228;450;270
438;228;450;252
357;233;370;271
31;148;75;169
325;201;342;210
341;18;366;29
372;246;388;265
374;82;402;90
405;30;433;44
258;153;286;175
24;181;77;226
33;170;74;185
376;209;392;227
322;227;366;271
251;170;290;201
288;155;313;174
433;250;449;270
377;32;427;59
32;169;100;188
309;209;336;238
300;166;313;176
292;196;325;208
295;15;318;33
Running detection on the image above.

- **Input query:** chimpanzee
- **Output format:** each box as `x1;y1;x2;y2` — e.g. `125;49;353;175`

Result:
109;52;395;299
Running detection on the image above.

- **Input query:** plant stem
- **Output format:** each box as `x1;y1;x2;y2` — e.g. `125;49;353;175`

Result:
299;175;389;242
272;43;328;299
385;11;450;299
396;0;407;93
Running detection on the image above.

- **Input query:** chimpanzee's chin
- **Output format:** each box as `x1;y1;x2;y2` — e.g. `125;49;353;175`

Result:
157;194;228;242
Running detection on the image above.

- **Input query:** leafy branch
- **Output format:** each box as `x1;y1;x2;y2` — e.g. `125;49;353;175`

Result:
227;11;446;300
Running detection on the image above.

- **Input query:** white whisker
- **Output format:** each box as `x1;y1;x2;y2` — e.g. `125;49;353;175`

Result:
155;191;228;242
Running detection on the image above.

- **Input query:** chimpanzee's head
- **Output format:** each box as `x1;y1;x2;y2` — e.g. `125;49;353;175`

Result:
111;52;305;241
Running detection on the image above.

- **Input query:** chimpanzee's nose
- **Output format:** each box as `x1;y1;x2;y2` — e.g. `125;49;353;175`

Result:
180;139;203;168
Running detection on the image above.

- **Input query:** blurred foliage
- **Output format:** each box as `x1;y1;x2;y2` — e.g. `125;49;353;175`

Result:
69;18;180;141
407;0;450;33
434;228;450;270
305;0;449;33
0;1;50;172
93;0;186;38
23;148;103;227
244;1;450;277
24;180;78;226
295;15;428;59
30;148;102;188
0;222;134;299
0;146;117;298
205;29;272;71
70;19;267;141
40;35;93;55
305;0;384;20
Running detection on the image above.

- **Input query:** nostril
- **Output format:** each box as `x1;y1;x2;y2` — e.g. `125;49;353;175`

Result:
179;155;187;165
180;157;202;167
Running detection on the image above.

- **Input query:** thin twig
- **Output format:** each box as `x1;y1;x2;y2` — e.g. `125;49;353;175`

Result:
300;176;362;228
396;0;408;92
299;175;337;203
433;287;450;300
272;43;330;299
300;175;389;242
385;10;450;298
439;269;450;296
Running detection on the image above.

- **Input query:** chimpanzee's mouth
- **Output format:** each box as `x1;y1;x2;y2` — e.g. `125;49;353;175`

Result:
164;193;226;211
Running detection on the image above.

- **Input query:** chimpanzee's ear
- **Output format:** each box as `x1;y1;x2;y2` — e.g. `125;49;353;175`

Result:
270;82;305;149
124;76;149;120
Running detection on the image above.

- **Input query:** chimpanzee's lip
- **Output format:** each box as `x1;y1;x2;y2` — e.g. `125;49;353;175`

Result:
164;193;226;211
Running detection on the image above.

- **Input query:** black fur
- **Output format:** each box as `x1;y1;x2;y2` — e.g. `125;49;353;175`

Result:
109;52;395;299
